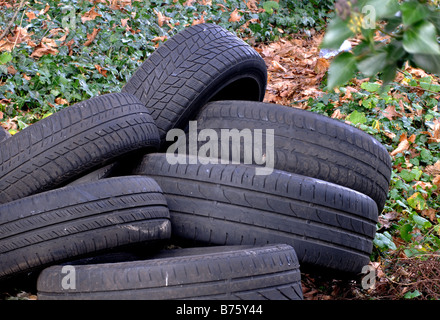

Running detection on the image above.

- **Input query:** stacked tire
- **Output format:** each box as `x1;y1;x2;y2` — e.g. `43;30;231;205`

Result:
0;23;392;300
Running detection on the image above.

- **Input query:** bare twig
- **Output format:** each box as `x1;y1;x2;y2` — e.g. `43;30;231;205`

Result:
0;0;26;42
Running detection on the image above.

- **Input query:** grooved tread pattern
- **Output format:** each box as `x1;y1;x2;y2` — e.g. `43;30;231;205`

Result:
122;23;267;142
0;93;160;205
0;176;171;280
37;244;303;300
195;100;392;212
134;153;379;274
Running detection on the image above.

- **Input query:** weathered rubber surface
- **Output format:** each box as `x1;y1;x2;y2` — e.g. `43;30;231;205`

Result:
193;100;392;212
134;153;379;274
0;176;171;281
37;244;303;300
122;23;267;144
0;93;160;205
66;163;120;187
0;127;10;143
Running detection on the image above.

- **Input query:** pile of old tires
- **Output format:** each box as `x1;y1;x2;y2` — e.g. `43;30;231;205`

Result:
0;23;392;300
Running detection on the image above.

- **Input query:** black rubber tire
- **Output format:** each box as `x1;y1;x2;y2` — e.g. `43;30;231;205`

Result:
0;127;10;143
66;163;120;187
192;100;392;212
0;93;160;205
0;176;171;281
121;23;267;144
134;153;379;274
37;244;303;300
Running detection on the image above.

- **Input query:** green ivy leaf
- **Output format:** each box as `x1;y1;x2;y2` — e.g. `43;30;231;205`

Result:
0;52;12;65
400;223;413;242
320;17;354;50
404;290;421;299
327;52;357;90
411;213;432;229
357;52;387;77
403;21;440;55
374;232;397;251
407;192;427;211
401;1;429;27
347;110;367;125
262;1;279;14
361;82;381;92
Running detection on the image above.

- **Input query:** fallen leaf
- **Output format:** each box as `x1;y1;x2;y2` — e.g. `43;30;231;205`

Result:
378;211;398;229
390;139;410;156
314;58;330;74
7;65;16;75
331;109;345;119
427;119;440;143
183;0;196;5
432;175;440;188
30;37;59;58
94;64;107;77
421;208;437;222
151;36;168;42
121;18;129;27
245;0;259;11
23;74;31;81
192;15;205;25
55;97;68;105
0;39;14;52
65;38;75;55
39;3;50;15
425;161;440;176
154;9;170;27
382;104;402;120
83;28;100;46
229;8;241;22
25;11;37;22
81;7;102;23
271;60;287;72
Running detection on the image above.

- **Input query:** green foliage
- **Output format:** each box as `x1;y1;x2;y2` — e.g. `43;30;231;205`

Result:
322;0;440;90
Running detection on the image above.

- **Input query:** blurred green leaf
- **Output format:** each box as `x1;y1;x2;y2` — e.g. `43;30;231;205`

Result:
403;21;440;55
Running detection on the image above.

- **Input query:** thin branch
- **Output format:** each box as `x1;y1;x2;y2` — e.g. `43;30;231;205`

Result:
0;0;26;42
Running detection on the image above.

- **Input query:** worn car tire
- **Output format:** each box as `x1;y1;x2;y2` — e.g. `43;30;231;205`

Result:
122;23;267;144
0;93;160;204
134;153;378;274
191;100;392;212
0;127;10;143
0;176;171;281
37;244;302;300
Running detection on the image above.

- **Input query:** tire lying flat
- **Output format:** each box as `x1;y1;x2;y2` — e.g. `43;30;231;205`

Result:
0;176;171;281
134;153;378;274
37;244;303;300
193;100;392;212
122;23;267;144
0;92;160;205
